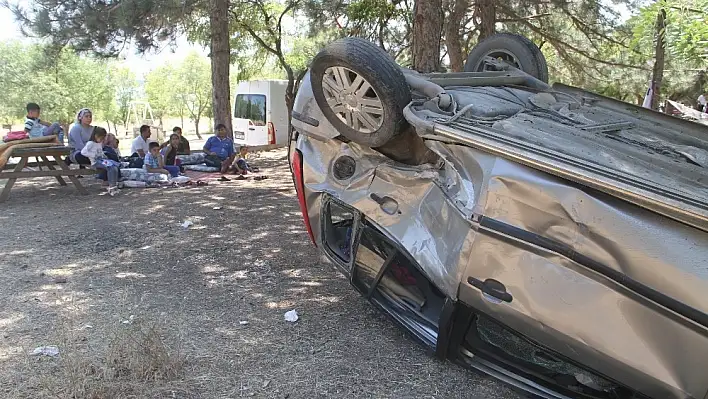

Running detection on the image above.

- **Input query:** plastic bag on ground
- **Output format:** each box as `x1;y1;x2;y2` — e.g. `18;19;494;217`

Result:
284;310;299;322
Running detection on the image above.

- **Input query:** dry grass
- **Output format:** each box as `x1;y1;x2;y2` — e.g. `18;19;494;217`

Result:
4;298;189;399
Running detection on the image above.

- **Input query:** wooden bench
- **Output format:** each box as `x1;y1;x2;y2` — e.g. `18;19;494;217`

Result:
0;146;97;203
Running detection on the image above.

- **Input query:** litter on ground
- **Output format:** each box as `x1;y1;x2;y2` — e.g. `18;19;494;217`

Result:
31;346;59;357
284;310;299;323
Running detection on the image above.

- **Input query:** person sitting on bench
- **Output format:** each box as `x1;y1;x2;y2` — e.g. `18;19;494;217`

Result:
68;108;95;166
24;103;64;144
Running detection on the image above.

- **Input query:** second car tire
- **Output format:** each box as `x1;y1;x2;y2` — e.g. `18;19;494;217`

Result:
464;33;549;83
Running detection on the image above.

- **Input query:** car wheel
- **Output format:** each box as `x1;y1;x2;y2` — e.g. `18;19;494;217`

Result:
310;37;411;148
464;33;549;83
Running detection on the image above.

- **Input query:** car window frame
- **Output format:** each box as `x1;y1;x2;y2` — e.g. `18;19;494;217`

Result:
320;194;361;274
319;194;431;297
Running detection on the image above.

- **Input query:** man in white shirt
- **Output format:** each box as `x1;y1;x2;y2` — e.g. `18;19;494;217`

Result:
130;125;154;158
698;94;707;113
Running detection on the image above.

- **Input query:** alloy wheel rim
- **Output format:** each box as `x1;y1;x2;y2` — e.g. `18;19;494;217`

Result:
322;66;384;134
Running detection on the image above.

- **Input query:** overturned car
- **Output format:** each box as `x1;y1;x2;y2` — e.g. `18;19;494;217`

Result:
288;33;708;399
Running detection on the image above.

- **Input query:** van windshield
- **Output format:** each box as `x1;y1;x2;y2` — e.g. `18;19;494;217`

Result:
234;94;266;126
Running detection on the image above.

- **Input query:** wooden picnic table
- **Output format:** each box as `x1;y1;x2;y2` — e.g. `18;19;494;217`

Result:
0;145;96;203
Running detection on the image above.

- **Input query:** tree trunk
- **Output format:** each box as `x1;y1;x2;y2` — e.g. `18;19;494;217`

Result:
444;0;467;72
411;0;443;73
210;0;233;137
650;8;666;111
194;117;201;138
476;0;496;41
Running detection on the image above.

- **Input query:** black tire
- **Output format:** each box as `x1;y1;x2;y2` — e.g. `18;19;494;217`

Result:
464;33;549;83
310;37;411;148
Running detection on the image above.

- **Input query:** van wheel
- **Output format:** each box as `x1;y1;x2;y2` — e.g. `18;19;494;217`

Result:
464;33;549;83
310;38;411;148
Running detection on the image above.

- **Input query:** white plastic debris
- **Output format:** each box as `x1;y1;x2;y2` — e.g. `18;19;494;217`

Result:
31;346;59;357
181;220;193;228
121;315;135;324
239;320;249;325
284;310;299;323
213;206;222;210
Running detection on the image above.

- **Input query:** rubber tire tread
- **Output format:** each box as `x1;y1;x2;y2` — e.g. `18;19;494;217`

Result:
463;32;549;83
310;37;411;148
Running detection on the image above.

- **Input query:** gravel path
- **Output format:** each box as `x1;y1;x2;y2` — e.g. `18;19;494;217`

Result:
0;149;523;399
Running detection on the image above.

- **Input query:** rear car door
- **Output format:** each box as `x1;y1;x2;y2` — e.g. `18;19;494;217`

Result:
456;195;708;398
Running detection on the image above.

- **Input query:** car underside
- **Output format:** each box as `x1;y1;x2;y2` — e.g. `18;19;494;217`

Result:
288;34;708;399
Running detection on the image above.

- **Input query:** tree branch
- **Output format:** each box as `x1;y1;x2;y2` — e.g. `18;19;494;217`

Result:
229;10;278;55
277;0;297;41
667;5;705;13
496;13;550;22
275;1;298;58
516;18;649;71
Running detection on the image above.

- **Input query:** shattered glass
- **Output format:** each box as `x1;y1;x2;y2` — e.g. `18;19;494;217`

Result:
476;317;619;394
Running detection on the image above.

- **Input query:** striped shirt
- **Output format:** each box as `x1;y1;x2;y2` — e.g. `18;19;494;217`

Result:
24;117;45;138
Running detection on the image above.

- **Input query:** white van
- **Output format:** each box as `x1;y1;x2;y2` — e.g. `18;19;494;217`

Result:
232;80;289;147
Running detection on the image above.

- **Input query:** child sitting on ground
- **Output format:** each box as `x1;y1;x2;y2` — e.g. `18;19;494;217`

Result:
81;127;121;196
161;133;184;173
24;102;64;144
144;141;179;177
103;133;121;161
233;145;260;174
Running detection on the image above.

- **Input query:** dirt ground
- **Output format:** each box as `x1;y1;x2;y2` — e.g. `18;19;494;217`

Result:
0;149;523;399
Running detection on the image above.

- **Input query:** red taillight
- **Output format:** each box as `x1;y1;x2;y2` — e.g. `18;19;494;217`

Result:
267;122;276;145
291;149;316;246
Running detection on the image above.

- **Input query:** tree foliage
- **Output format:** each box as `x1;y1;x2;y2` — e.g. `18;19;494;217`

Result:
6;0;708;121
5;0;202;56
145;64;178;125
144;52;212;137
176;52;213;138
0;41;116;126
106;66;140;130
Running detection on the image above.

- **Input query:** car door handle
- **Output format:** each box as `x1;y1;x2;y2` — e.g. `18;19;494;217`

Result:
249;128;255;131
467;277;513;303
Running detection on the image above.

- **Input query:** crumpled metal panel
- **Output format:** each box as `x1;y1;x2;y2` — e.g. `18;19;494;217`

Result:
298;134;475;299
455;153;708;398
408;81;708;230
291;71;340;140
478;156;708;317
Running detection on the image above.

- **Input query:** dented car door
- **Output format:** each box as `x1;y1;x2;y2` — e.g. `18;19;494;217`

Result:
458;157;708;398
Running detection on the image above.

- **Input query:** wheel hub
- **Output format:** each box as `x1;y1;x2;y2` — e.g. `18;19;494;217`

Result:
344;93;359;109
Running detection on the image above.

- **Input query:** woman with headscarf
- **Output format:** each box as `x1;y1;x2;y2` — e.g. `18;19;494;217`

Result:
68;108;94;165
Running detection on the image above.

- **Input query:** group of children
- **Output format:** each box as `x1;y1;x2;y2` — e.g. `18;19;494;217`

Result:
80;130;198;196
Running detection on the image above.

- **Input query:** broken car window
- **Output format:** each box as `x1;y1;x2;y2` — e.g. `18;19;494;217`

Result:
322;200;356;264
